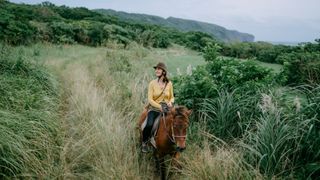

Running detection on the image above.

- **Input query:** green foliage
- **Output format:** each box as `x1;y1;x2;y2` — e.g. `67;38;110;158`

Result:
203;43;221;62
182;31;216;51
220;42;256;59
173;66;217;109
176;53;318;178
0;5;37;45
0;1;217;50
173;57;275;112
296;86;320;178
105;50;132;72
51;5;102;20
49;21;74;44
219;39;320;85
243;106;299;178
241;87;320;178
199;89;260;140
152;30;170;48
34;6;62;22
206;58;275;91
279;52;320;85
87;21;105;46
257;46;280;63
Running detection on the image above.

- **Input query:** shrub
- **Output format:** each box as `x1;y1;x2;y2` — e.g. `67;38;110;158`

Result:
279;52;320;85
173;66;218;109
49;21;74;44
203;43;221;62
173;57;275;115
205;58;275;91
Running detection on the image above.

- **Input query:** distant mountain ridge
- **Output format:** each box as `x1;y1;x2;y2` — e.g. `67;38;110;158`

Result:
94;9;254;42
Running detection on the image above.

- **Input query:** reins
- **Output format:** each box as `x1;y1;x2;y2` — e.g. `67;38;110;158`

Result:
162;112;175;144
161;111;188;145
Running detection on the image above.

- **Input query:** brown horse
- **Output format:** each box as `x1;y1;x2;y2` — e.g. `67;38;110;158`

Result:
138;106;192;180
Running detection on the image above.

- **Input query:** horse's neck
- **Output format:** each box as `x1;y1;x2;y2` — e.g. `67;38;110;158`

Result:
161;115;173;135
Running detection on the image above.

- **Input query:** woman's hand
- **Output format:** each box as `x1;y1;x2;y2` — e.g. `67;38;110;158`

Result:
167;102;173;108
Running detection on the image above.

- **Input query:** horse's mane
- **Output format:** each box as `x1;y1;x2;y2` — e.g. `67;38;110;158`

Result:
172;106;189;122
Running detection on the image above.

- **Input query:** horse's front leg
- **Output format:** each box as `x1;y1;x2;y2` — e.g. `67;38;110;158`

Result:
154;153;166;180
171;152;182;170
154;153;160;174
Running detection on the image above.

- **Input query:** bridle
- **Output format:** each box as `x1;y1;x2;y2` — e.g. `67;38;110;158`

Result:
161;112;188;144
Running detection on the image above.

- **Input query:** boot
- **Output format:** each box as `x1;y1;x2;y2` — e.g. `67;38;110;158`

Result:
141;142;149;153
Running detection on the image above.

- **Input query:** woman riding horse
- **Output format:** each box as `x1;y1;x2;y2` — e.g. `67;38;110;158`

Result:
141;62;174;153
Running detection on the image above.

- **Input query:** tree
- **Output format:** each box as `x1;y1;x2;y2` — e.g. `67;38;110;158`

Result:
203;43;221;62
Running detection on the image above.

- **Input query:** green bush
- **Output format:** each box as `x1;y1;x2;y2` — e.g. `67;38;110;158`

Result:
173;66;218;109
279;52;320;85
183;31;216;51
205;58;275;91
203;43;221;62
49;21;74;44
173;57;275;114
152;31;170;48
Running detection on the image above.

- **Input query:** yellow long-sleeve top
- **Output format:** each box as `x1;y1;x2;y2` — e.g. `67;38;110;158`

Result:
148;79;174;110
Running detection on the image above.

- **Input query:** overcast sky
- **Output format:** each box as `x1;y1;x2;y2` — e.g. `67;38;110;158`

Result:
10;0;320;42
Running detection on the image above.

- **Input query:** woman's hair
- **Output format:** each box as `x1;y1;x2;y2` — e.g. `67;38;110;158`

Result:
162;70;170;83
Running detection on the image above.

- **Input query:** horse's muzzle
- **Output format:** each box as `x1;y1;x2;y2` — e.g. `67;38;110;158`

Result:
176;146;186;152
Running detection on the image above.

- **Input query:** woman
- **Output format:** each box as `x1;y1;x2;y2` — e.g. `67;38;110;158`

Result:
142;62;174;153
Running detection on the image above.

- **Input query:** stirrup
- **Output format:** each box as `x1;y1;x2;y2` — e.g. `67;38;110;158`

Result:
150;137;157;148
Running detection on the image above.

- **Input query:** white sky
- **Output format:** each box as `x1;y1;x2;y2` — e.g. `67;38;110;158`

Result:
10;0;320;42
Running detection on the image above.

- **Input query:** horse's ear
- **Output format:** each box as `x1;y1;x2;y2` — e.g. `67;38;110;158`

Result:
186;109;192;116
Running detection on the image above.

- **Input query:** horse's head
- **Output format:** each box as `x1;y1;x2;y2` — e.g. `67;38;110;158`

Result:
170;106;192;152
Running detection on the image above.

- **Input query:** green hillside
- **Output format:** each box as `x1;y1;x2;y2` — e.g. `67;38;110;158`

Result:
94;9;255;42
0;1;219;51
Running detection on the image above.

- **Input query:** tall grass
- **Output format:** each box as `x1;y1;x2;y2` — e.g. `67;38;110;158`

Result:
194;83;320;178
39;43;159;178
241;88;319;178
181;142;261;179
293;85;320;178
198;88;260;140
0;44;61;178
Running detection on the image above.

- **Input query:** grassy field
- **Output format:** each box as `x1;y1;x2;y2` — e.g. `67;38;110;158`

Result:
227;56;283;73
0;44;61;178
154;45;206;76
2;40;319;179
254;60;283;73
1;43;261;179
